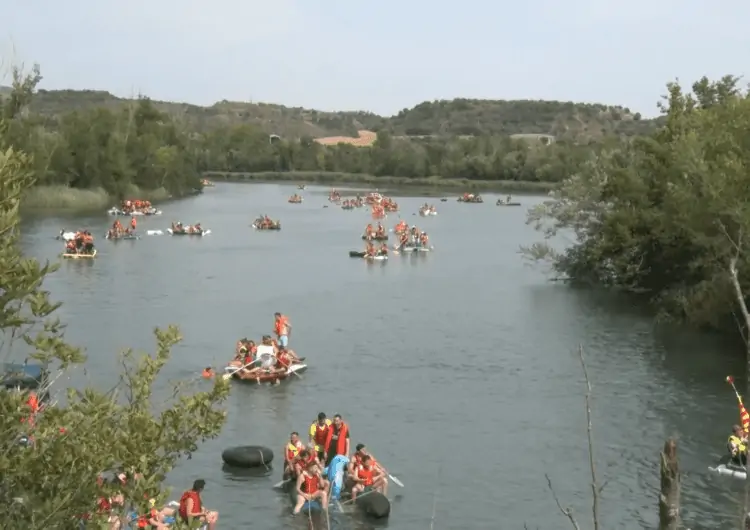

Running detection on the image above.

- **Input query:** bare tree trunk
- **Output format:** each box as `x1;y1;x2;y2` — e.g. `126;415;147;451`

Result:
658;438;680;530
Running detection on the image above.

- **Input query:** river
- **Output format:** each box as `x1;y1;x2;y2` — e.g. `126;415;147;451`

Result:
15;183;750;529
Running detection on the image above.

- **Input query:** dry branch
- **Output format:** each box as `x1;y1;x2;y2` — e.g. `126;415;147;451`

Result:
578;345;601;530
545;474;581;530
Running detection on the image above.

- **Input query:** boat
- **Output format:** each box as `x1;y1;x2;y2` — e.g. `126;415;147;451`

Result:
440;198;448;202
252;221;282;230
107;207;162;216
146;230;164;236
349;251;388;260
105;232;140;240
709;455;747;480
361;235;389;241
327;455;391;519
342;205;354;210
419;209;437;216
288;196;303;203
298;185;306;190
496;199;521;206
200;178;215;187
397;245;433;253
223;362;307;384
167;227;211;236
457;194;483;203
62;249;98;259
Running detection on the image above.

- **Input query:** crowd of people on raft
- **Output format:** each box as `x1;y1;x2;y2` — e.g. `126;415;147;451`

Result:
170;222;204;234
341;198;364;209
419;203;437;215
283;413;389;515
458;193;483;203
91;473;218;530
107;217;138;239
120;199;155;215
288;194;303;203
253;215;281;229
393;221;430;249
225;313;299;383
64;230;96;255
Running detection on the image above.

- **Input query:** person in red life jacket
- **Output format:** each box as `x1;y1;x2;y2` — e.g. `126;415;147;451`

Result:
273;312;292;348
178;479;219;530
284;432;304;477
350;455;385;501
293;460;329;515
292;448;320;477
21;390;40;427
309;412;332;462
324;414;350;466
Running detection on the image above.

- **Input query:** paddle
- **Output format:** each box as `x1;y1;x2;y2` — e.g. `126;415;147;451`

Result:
222;358;261;380
727;375;744;404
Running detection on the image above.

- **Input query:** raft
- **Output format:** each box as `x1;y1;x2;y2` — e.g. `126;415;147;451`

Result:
349;251;388;260
222;445;274;468
327;455;390;519
419;210;438;216
361;235;389;241
62;249;97;259
496;201;521;206
252;223;282;230
167;228;211;236
226;362;308;383
342;206;354;210
105;234;140;240
708;455;747;480
284;475;323;514
398;246;432;253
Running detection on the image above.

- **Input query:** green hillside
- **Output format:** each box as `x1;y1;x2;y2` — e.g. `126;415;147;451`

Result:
0;86;662;141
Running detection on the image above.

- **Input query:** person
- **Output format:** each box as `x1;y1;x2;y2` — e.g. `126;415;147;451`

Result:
284;432;304;477
293;460;329;515
365;241;376;258
378;243;389;256
136;498;175;529
309;413;332;461
178;479;218;530
350;455;385;501
201;367;214;379
274;312;291;348
130;216;137;232
728;424;748;465
364;223;373;239
279;344;301;363
292;448;320;477
375;222;385;238
348;443;388;496
324;414;350;466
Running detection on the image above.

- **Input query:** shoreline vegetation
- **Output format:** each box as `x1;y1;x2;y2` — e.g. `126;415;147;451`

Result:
202;171;556;193
2;64;665;214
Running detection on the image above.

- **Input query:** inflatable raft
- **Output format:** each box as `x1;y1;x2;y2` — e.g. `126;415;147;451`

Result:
349;251;388;260
252;223;281;230
62;250;97;259
222;445;274;468
327;455;391;519
361;235;389;241
167;228;211;236
107;207;162;216
708;456;747;480
496;201;521;206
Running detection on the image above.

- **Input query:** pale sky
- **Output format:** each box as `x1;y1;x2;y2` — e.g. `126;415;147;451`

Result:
3;0;748;117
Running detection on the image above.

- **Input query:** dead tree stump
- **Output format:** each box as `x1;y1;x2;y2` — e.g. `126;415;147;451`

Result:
659;438;680;530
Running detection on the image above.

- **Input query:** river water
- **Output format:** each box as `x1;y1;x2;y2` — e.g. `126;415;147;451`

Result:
15;183;750;529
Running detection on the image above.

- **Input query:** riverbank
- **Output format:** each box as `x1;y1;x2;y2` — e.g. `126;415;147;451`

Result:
202;171;557;193
21;185;171;212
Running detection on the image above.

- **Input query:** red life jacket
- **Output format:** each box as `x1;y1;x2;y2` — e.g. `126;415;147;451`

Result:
302;472;319;494
312;421;330;446
178;490;202;521
358;467;374;486
324;422;349;455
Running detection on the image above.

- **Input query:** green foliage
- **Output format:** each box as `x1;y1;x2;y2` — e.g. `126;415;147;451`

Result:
523;75;750;329
0;68;229;529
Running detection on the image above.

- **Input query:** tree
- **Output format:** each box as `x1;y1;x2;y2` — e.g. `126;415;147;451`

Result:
0;68;229;530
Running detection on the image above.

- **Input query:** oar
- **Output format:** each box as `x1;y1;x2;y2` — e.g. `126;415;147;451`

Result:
273;477;292;488
727;375;744;404
222;358;261;380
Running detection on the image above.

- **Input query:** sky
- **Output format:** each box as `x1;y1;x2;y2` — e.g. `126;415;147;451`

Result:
2;0;749;117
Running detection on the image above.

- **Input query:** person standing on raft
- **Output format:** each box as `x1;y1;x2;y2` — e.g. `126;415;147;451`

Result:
178;479;219;530
274;312;292;348
309;412;332;462
324;414;350;466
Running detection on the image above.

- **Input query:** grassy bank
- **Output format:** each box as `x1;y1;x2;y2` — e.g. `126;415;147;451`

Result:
21;185;171;212
202;171;558;193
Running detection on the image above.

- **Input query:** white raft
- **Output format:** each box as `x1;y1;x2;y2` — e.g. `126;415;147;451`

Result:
398;245;434;253
167;228;211;236
419;210;438;216
146;230;164;236
107;207;163;216
708;461;747;480
57;231;76;241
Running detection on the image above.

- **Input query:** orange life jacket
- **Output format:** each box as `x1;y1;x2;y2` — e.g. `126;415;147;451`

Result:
324;422;349;455
178;490;202;521
358;467;374;486
301;472;319;494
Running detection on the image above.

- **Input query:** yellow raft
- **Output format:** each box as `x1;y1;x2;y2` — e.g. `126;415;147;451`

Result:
62;249;97;259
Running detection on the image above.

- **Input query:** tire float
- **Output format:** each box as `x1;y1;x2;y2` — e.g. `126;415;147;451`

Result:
221;445;274;468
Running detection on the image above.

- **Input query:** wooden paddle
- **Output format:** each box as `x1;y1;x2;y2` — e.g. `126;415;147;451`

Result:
222;358;261;380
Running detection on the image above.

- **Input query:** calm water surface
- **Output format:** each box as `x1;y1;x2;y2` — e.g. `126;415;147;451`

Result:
16;183;750;529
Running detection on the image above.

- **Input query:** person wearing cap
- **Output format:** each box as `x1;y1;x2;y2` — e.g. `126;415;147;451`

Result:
309;413;332;461
728;424;748;465
178;479;219;530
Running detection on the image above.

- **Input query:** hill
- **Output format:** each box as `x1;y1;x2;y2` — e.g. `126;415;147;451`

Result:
1;86;662;141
